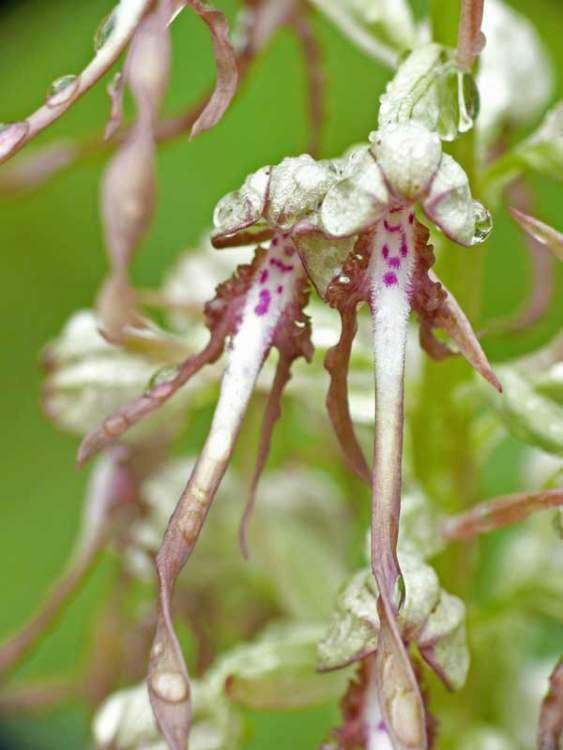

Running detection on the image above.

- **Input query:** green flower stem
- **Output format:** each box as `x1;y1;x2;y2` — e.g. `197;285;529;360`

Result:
429;0;460;48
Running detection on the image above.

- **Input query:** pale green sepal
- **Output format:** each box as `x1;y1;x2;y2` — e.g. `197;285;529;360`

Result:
378;43;480;142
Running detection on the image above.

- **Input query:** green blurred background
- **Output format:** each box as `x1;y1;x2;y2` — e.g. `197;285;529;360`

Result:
0;0;562;746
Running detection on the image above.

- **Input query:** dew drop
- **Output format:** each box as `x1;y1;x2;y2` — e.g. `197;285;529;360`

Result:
0;121;29;159
461;73;480;121
46;75;79;108
457;71;480;134
395;573;406;608
471;201;493;245
151;671;188;704
94;9;117;52
105;414;129;437
146;364;180;392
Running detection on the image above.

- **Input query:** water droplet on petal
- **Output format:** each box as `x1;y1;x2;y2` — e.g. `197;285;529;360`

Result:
146;364;180;392
151;671;188;704
0;121;29;160
461;73;480;121
46;74;79;107
395;573;406;607
94;9;117;52
471;201;493;245
457;71;480;134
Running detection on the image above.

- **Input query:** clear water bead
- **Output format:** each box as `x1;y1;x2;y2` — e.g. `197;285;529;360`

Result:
471;201;493;245
457;71;480;134
46;75;79;107
94;9;117;52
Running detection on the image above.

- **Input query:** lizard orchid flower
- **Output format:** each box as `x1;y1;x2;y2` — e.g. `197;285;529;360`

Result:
314;122;499;750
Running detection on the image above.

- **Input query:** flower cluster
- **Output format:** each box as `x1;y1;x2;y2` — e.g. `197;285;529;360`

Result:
0;0;562;749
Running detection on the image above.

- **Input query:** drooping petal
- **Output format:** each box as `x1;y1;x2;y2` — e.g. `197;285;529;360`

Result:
430;271;502;392
324;310;371;484
369;208;428;749
375;601;428;750
239;284;314;556
97;4;171;340
101;123;156;277
148;237;305;749
79;249;267;463
77;324;227;465
127;5;171;120
442;488;563;541
408;222;501;391
509;207;563;261
239;354;294;559
369;208;415;600
187;0;239;138
0;448;135;675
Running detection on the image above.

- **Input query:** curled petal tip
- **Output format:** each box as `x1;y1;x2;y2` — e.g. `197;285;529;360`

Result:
187;0;238;138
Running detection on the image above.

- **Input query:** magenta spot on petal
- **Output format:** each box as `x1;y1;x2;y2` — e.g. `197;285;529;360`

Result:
272;237;279;246
270;258;294;273
254;289;271;316
259;270;269;283
388;256;400;268
409;213;414;224
284;246;295;257
382;245;389;259
400;239;408;257
277;285;283;294
384;219;401;233
383;271;398;286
